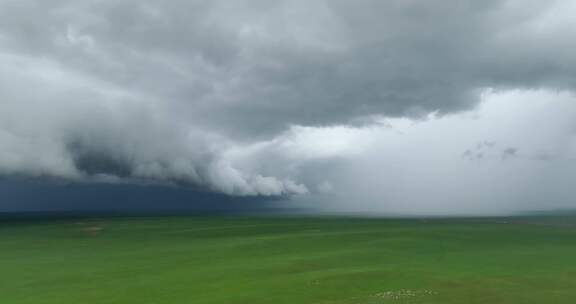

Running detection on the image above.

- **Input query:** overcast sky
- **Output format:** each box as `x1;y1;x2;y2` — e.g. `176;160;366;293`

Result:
1;0;576;215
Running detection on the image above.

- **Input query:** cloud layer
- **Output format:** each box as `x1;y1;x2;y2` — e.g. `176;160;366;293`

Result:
289;90;576;215
1;0;576;211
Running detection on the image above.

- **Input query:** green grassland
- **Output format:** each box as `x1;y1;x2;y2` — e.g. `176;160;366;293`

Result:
2;216;576;303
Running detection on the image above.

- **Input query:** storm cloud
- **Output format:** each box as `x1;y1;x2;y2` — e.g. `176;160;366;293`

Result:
1;0;576;213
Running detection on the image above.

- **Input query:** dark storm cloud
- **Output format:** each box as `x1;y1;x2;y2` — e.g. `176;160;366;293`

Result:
2;0;575;134
1;0;576;198
0;179;283;213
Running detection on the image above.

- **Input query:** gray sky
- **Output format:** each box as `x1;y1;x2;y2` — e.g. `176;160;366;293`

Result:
1;0;576;214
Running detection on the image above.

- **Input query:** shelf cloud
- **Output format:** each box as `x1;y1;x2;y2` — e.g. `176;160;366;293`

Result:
1;0;576;213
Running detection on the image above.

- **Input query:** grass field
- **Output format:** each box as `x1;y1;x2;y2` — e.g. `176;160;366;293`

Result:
3;216;576;303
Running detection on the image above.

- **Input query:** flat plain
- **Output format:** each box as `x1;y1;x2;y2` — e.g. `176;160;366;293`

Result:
2;216;576;303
